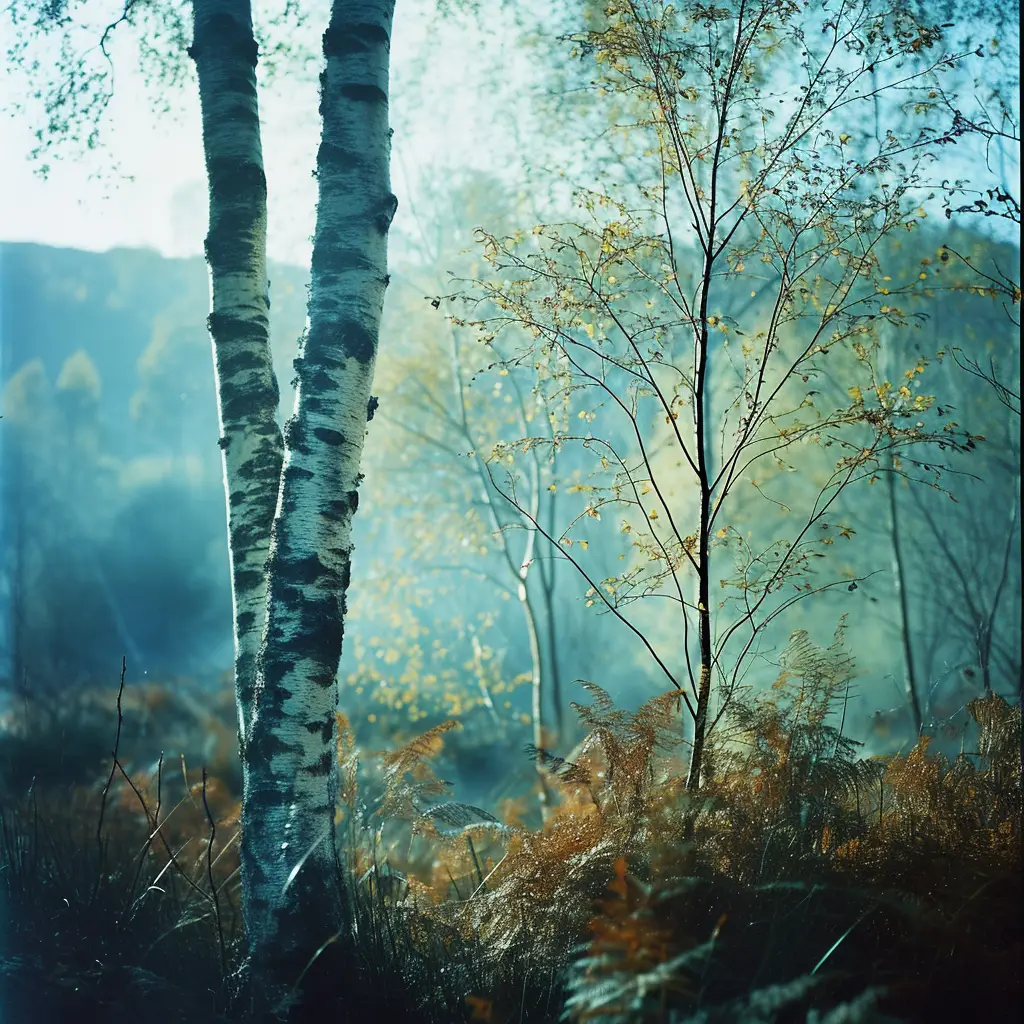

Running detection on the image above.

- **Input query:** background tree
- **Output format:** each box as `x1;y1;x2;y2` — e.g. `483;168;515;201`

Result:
365;174;573;802
464;0;979;792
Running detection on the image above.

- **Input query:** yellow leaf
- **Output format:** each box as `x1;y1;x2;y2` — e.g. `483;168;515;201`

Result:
649;509;659;520
579;540;589;550
716;527;728;538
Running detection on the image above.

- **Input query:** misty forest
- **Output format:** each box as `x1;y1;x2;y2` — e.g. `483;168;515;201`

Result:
0;1;1019;1021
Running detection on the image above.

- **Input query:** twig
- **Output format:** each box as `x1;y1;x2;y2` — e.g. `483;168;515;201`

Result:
93;655;127;902
201;767;227;978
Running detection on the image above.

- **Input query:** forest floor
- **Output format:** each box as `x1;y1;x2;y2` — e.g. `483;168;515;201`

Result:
0;678;1020;1023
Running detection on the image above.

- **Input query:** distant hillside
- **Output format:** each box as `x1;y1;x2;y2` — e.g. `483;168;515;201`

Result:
0;242;310;455
0;243;309;691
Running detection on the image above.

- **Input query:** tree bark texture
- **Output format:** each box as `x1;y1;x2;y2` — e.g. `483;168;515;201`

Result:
190;0;284;752
240;0;396;1010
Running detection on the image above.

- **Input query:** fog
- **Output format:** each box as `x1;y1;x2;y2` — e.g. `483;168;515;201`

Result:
0;0;1018;794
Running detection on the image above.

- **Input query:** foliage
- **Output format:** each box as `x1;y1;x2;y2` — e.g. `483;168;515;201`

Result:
457;0;985;793
1;618;1019;1021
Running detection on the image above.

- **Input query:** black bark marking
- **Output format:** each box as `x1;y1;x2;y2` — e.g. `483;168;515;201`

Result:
308;243;373;274
205;158;267;206
245;723;297;769
322;22;391;58
318;497;354;523
260;603;343;692
305;716;335;741
231;514;270;551
211;332;274;378
220;385;280;427
234;568;264;595
236;436;285;481
293;356;341;394
305;319;376;365
375;193;398;233
280;553;331;588
189;12;260;66
220;387;276;428
366;395;379;421
312;426;345;447
282;417;307;453
340;83;388;106
315;141;361;173
236;610;257;635
306;749;334;777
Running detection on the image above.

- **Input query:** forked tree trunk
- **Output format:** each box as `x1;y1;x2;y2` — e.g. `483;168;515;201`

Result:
241;0;397;1011
190;0;284;753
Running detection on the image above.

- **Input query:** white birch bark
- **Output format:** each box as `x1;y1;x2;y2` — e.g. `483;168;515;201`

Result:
240;0;396;1009
190;0;284;752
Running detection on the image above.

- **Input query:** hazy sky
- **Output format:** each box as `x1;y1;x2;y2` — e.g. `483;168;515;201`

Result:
0;3;1017;265
0;0;529;267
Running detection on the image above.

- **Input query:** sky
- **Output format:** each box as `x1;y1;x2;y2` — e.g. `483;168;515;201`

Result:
1;2;1017;271
0;0;531;268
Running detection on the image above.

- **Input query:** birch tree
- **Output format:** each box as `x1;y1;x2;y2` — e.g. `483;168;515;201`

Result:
189;0;284;765
468;0;981;794
191;0;398;1009
239;2;396;1011
5;0;398;1012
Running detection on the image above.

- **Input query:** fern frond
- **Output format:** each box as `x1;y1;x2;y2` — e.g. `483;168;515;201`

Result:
378;720;460;821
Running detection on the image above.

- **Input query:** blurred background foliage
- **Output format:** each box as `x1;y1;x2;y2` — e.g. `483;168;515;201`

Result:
0;0;1018;821
0;214;1016;805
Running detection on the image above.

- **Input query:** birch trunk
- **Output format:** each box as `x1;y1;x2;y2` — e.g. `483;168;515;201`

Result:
241;0;396;1009
190;0;284;752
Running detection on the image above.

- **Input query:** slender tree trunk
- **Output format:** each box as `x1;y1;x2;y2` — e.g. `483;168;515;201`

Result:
518;528;551;815
885;450;922;733
190;0;284;751
449;330;553;788
870;65;924;734
687;313;713;795
241;0;396;1011
539;544;563;738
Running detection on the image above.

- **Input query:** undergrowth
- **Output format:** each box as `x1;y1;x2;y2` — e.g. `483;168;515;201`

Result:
0;632;1019;1023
